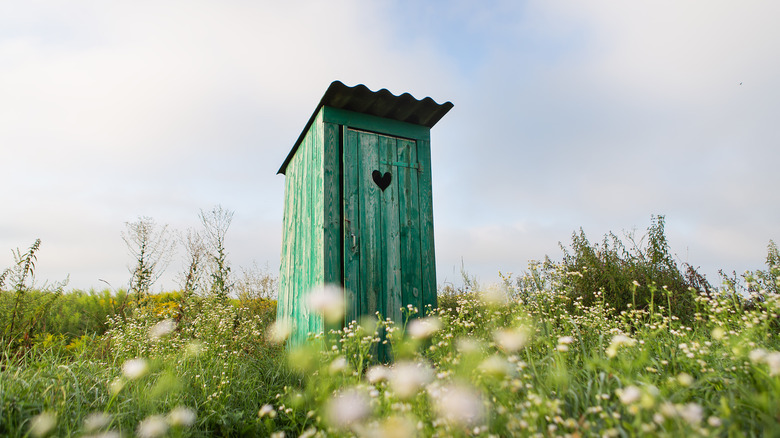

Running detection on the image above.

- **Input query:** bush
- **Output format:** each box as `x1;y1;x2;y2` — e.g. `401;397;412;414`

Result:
510;215;708;325
0;240;68;350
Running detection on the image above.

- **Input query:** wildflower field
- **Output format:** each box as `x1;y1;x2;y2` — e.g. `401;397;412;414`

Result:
2;219;780;437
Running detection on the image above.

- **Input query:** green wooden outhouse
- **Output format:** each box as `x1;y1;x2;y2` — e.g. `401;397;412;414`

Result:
277;81;453;346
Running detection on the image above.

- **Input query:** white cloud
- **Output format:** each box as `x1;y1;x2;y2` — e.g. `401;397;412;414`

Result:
0;0;777;291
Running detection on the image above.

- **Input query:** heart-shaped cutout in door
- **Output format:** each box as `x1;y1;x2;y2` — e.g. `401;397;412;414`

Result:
372;170;392;191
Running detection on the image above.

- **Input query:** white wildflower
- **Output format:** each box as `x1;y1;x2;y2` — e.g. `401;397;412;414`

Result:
259;404;277;418
299;428;318;438
167;406;196;427
389;360;434;399
678;403;703;425
325;388;371;428
765;352;780;376
407;317;442;340
494;326;531;353
659;402;678;418
329;356;348;374
267;320;293;344
121;358;149;380
83;412;112;432
677;372;694;387
137;415;168;438
367;416;416;438
749;348;768;363
307;284;345;324
29;411;57;438
432;383;487;427
83;431;121;438
478;355;514;377
606;334;636;358
366;365;391;384
617;386;641;405
149;319;176;340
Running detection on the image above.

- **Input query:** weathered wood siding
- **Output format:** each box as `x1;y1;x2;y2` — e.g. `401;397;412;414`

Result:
342;129;435;324
279;106;438;348
277;111;326;347
417;138;437;311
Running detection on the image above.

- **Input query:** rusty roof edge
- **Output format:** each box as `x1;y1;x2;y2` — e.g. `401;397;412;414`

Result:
277;81;453;175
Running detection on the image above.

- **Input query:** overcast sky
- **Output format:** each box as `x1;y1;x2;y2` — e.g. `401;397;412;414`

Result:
1;1;778;292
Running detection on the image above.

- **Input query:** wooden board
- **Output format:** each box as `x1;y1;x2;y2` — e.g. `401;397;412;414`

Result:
343;129;427;325
278;112;326;347
397;138;423;314
417;138;437;311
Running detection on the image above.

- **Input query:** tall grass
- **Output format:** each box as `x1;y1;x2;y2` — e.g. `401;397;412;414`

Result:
1;292;293;437
2;224;780;436
270;276;780;437
3;273;780;436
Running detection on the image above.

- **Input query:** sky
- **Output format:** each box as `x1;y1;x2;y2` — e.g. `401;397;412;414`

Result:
1;0;778;292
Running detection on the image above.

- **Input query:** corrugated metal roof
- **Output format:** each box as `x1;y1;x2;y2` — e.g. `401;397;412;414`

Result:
278;81;453;175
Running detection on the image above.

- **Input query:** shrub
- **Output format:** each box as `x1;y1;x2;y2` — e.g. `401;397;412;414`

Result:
510;215;708;325
0;240;68;350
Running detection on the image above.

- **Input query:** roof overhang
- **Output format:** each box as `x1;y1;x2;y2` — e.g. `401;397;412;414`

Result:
277;81;453;175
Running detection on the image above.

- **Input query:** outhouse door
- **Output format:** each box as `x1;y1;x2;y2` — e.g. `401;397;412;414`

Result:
343;128;423;325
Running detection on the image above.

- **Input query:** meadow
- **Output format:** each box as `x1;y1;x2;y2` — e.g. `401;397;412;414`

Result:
2;217;779;437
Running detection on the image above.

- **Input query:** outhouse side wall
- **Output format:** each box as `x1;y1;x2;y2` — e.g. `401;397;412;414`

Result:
278;111;327;347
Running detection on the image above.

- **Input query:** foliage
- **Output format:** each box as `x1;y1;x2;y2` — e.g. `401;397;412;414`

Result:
179;228;207;296
265;277;780;437
123;217;176;298
3;219;780;436
528;215;706;325
1;285;288;437
236;261;278;300
719;240;780;305
4;268;780;436
0;240;68;350
1;288;130;343
199;205;234;298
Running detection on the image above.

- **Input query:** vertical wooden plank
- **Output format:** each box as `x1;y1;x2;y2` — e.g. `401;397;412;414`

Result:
322;122;341;287
287;157;300;344
343;129;361;322
297;132;310;339
359;131;381;319
417;138;437;311
379;135;402;325
277;160;294;329
397;139;423;315
309;117;323;336
278;113;332;347
287;148;303;345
